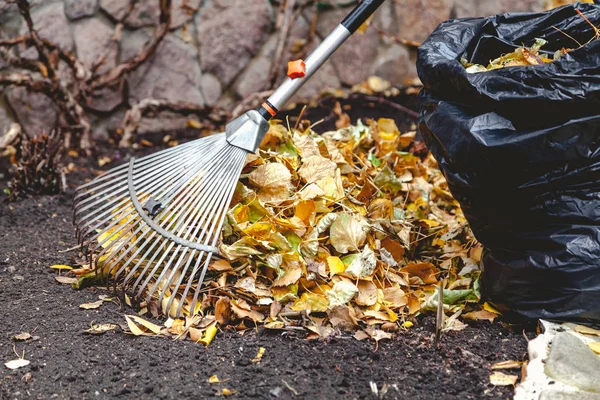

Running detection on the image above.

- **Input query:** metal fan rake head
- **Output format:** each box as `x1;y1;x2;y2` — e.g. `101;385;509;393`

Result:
71;0;386;318
73;132;250;317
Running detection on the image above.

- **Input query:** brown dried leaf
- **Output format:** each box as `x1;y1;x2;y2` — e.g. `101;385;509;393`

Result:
356;280;378;306
230;299;264;322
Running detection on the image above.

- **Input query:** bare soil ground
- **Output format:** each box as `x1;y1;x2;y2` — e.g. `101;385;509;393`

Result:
0;94;532;400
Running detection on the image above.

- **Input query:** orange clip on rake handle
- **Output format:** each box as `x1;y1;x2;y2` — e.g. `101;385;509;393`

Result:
287;59;306;79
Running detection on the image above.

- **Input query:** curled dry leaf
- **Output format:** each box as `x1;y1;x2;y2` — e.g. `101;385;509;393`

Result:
5;359;30;370
492;360;523;370
55;276;77;284
125;315;162;336
84;323;119;335
462;310;498;323
230;299;264;322
80;300;105;310
489;371;518;386
589;342;600;355
12;332;32;341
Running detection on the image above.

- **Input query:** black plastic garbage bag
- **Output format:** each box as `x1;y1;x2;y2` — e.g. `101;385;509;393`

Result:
417;3;600;320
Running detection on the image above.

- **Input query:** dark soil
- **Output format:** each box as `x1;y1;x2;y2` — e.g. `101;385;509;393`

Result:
0;93;531;400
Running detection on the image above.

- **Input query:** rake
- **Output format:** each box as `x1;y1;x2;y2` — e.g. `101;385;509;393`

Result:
73;0;386;317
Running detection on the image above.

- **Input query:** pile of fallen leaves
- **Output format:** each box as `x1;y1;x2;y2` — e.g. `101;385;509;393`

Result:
462;6;599;73
462;38;570;73
55;117;497;343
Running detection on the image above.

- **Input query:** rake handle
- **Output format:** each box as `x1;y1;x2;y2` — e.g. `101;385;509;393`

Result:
258;0;386;119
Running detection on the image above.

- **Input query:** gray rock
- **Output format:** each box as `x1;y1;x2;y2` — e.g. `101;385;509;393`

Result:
128;33;205;105
234;34;277;99
394;0;452;43
86;86;123;113
100;0;200;28
500;0;544;13
99;0;129;22
0;103;15;135
6;88;59;137
453;0;544;18
317;7;380;86
21;2;74;52
171;0;202;29
197;0;273;87
453;0;505;18
292;54;340;102
539;390;600;400
372;43;416;85
200;73;222;106
545;332;600;393
73;18;115;71
64;0;97;20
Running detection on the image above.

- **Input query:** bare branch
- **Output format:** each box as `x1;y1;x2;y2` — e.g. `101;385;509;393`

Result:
15;0;58;80
267;0;297;89
89;0;172;91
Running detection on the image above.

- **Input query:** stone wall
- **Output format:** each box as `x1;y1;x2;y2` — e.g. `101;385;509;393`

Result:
0;0;555;139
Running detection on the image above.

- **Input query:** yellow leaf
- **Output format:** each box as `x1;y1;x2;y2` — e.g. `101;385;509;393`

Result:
208;375;220;383
242;222;272;240
251;347;266;363
357;15;373;34
386;309;399;323
327;256;346;276
221;388;236;396
589;342;600;355
125;315;162;335
483;302;502;315
187;119;202;129
199;325;217;346
50;264;72;270
295;200;316;225
125;315;147;336
489;372;518;386
290;292;329;312
38;62;48;78
403;321;414;329
573;324;600;337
